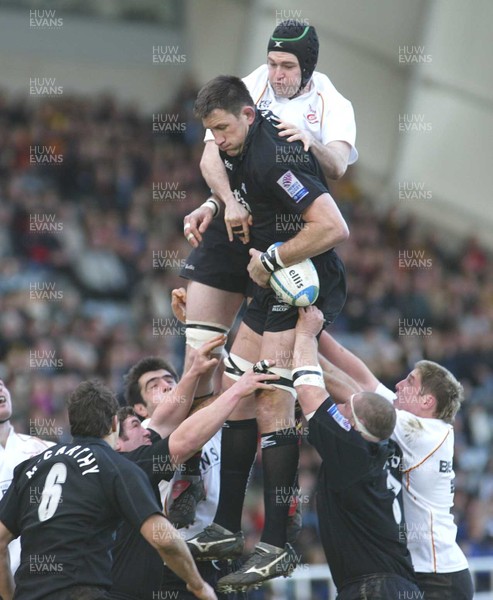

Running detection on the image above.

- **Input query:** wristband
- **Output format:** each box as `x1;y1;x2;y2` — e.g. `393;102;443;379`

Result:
201;198;220;218
292;366;325;389
259;245;286;273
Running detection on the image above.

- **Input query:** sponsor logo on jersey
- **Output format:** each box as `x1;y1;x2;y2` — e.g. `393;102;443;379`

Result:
258;100;271;109
271;304;289;312
276;171;309;203
184;264;195;270
224;159;233;171
305;112;319;125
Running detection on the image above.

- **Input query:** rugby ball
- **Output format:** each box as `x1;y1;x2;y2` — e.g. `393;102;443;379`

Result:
269;247;319;307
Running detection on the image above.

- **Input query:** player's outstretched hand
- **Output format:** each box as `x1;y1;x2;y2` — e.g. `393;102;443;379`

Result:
188;335;226;377
233;362;279;397
276;120;314;152
187;581;217;600
183;204;214;247
224;201;253;244
171;287;187;323
295;306;324;337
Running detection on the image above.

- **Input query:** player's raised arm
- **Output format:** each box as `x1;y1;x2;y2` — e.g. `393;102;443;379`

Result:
292;307;329;418
148;335;225;439
167;367;279;465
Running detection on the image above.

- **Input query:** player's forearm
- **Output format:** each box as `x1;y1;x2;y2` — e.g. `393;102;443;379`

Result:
0;548;14;600
200;142;235;205
318;354;361;405
158;536;206;592
278;220;347;266
169;387;240;463
144;516;206;592
310;140;351;181
277;195;348;266
318;333;378;391
148;371;198;438
293;332;327;416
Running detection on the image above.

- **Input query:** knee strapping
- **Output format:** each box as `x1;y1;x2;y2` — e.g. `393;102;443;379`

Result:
185;320;229;353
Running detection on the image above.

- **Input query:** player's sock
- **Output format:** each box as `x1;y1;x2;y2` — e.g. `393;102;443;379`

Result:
215;419;258;533
260;428;299;549
182;452;201;477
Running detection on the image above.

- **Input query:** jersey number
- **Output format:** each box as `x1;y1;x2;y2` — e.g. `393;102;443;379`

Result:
38;463;67;522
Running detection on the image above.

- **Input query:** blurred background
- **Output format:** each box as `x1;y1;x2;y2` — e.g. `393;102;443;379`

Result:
0;0;492;597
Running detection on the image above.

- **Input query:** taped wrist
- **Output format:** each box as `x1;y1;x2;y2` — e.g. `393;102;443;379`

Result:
292;366;325;389
259;245;286;274
185;321;229;353
201;197;220;218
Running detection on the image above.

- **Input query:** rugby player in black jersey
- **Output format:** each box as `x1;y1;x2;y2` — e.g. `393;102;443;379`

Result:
187;75;348;591
109;342;271;600
0;380;216;600
289;306;421;599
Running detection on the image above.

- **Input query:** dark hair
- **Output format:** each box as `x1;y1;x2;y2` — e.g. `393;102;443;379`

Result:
357;392;397;440
123;357;178;407
117;406;136;440
194;75;255;119
415;360;464;423
67;380;119;438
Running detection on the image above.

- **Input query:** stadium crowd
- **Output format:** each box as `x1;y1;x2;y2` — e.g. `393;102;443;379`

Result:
0;86;492;573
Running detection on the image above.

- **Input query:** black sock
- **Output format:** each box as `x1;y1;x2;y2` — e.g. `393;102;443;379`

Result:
214;419;258;532
183;452;201;477
260;428;299;549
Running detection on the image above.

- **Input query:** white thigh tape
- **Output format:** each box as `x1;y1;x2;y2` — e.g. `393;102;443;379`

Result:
224;353;254;381
185;320;229;353
292;366;325;389
268;366;296;398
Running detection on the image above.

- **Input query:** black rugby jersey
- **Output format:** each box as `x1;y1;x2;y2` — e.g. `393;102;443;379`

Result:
0;437;162;600
307;399;416;591
219;109;333;254
111;429;174;600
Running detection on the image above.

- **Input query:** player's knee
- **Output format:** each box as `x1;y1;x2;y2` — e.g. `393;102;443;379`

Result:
185;320;229;354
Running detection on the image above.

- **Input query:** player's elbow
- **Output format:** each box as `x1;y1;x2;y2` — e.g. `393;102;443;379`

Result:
330;162;347;180
324;218;349;248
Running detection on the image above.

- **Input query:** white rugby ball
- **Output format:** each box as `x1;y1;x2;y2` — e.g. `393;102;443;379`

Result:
269;254;320;307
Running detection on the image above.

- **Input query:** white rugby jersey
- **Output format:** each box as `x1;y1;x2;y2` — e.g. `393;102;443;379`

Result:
205;64;358;165
392;409;469;573
142;420;221;541
0;426;55;573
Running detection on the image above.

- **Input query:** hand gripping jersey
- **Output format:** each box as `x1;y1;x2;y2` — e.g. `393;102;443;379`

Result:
205;65;358;164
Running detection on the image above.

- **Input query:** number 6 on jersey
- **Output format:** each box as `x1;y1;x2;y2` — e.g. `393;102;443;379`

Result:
38;462;67;522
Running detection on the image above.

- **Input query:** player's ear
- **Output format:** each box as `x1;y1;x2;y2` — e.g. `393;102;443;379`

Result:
423;392;436;412
133;402;148;419
243;106;256;124
111;414;119;434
